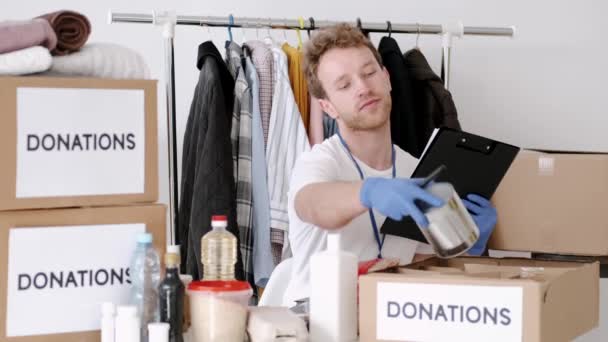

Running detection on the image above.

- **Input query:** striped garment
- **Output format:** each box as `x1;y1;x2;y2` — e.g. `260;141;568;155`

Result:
225;41;254;280
245;56;276;286
244;40;274;149
266;42;311;261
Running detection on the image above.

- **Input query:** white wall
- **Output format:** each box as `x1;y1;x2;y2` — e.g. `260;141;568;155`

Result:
7;0;608;211
4;1;607;340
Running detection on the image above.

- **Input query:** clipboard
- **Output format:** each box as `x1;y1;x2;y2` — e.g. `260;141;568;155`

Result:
381;127;520;243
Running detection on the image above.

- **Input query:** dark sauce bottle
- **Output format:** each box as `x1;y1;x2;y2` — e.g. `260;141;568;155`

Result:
158;252;184;342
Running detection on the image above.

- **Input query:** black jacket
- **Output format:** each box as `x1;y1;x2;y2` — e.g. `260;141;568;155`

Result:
178;41;244;280
378;37;421;158
404;48;461;157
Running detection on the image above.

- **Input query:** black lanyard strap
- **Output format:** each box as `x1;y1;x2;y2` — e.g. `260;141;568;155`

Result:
337;132;395;259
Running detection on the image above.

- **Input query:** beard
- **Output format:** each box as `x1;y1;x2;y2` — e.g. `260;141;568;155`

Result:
340;95;392;131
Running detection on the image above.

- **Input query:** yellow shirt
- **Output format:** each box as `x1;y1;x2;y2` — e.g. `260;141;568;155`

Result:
282;43;309;132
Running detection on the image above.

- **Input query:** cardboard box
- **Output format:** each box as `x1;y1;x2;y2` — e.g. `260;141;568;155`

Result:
0;77;158;211
359;256;599;342
0;204;166;341
489;149;608;255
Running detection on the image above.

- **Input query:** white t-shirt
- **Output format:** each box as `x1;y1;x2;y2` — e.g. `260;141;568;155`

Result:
283;135;432;306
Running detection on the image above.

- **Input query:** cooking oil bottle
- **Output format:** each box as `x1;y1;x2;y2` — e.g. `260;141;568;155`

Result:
200;215;237;280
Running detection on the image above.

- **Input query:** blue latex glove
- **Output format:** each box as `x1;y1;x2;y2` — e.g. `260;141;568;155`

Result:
462;194;497;256
360;178;444;228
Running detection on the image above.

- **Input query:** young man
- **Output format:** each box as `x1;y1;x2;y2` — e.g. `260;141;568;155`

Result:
282;24;497;306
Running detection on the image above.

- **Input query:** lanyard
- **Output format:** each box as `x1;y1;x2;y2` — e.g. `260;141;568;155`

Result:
337;132;396;259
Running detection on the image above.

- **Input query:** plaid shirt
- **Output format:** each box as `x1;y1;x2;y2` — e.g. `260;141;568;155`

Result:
244;40;274;149
226;41;254;280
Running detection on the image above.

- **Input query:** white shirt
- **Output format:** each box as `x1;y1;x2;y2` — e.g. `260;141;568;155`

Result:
266;42;311;231
283;135;431;306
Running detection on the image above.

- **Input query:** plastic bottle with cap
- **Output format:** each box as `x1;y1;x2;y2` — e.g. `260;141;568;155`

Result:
148;322;170;342
129;232;161;342
310;233;358;342
200;215;237;280
101;302;116;342
159;252;184;342
115;305;140;342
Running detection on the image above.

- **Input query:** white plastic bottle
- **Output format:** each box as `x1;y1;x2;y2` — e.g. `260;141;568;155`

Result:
115;305;140;342
101;302;116;342
148;322;170;342
310;233;358;342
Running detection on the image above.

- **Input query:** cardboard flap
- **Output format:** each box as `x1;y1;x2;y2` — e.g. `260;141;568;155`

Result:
540;262;599;341
490;149;608;256
423;266;465;274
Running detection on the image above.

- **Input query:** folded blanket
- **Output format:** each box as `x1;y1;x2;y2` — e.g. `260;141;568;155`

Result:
45;43;150;79
37;10;90;56
0;19;57;54
0;46;52;75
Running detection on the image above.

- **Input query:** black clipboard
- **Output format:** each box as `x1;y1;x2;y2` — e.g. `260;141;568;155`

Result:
380;127;520;243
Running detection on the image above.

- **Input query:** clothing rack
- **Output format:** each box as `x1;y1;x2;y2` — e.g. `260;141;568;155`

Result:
108;10;515;245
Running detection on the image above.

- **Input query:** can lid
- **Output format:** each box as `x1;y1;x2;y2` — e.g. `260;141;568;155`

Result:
188;280;251;292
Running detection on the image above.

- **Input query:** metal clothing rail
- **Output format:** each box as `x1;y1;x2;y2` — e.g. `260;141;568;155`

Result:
108;10;515;245
110;12;514;36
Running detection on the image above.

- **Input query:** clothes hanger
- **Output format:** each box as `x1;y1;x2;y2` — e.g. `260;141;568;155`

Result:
199;19;213;42
266;17;272;38
241;25;250;59
356;17;369;38
297;17;305;49
416;22;421;50
307;17;315;38
240;25;247;45
386;20;392;38
263;17;276;45
227;14;234;42
280;19;289;44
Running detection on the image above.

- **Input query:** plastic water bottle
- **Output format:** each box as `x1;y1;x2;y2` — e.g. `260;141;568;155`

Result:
200;215;237;280
130;232;161;342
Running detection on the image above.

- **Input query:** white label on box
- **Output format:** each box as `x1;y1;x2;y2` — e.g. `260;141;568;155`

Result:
6;223;145;337
376;282;523;342
16;87;145;198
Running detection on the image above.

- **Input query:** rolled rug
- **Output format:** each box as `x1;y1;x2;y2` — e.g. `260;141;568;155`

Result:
37;10;91;55
0;19;57;54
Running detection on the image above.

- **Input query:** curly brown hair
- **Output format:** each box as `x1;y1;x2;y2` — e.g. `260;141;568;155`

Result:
303;23;382;99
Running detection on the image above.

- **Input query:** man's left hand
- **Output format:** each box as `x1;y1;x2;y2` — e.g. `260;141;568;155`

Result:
462;194;497;256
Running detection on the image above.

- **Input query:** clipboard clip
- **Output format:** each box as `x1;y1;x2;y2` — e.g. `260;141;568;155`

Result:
456;134;496;155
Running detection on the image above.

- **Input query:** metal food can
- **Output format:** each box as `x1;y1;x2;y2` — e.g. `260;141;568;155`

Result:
419;182;480;258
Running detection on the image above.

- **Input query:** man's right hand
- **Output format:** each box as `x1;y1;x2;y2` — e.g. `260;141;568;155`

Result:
359;178;444;227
